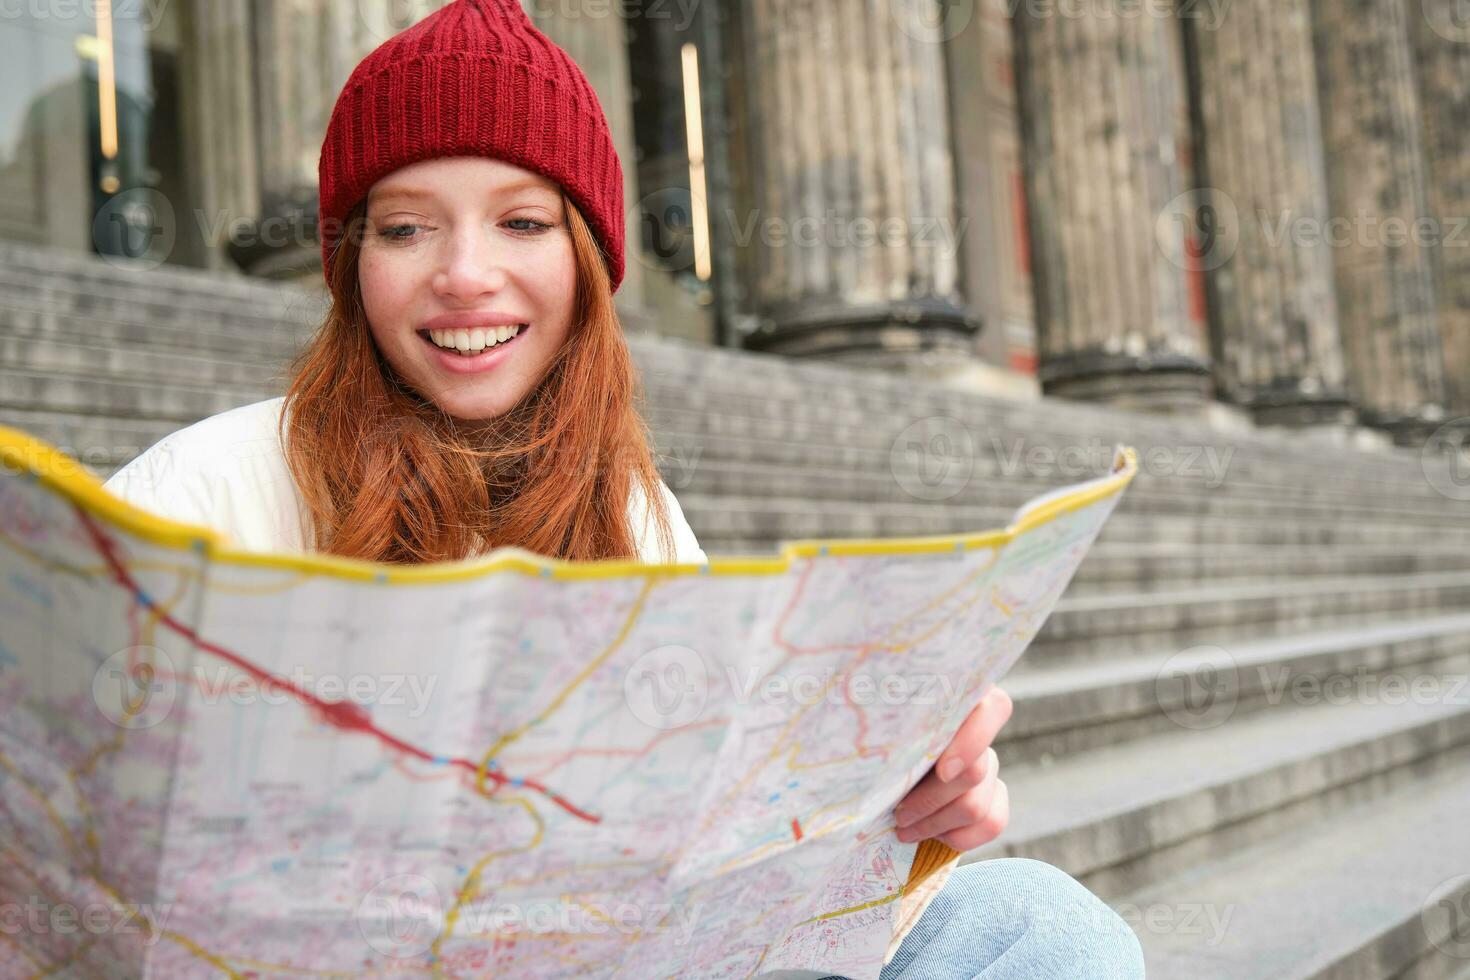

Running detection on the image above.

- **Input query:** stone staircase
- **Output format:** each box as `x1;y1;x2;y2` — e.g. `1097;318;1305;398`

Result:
4;241;1470;978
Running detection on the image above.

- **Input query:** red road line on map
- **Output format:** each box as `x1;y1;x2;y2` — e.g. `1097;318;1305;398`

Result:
73;507;600;824
791;818;803;842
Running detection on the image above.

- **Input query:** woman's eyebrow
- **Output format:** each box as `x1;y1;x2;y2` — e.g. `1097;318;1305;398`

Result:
368;186;436;207
492;178;560;199
369;180;558;208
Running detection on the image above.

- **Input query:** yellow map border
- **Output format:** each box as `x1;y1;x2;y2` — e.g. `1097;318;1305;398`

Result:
0;425;1138;584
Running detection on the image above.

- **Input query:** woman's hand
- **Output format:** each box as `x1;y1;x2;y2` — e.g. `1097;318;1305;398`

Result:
893;684;1012;851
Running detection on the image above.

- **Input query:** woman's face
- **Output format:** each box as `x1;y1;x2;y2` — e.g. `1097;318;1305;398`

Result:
359;156;577;423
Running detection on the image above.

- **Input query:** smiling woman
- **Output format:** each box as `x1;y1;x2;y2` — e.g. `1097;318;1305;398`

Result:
103;0;696;569
249;0;691;567
274;151;673;565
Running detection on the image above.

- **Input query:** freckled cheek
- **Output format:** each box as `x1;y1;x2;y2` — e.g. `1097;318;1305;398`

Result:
358;253;420;342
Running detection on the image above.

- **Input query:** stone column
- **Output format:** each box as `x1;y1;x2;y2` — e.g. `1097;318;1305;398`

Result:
1012;0;1210;412
232;0;429;279
731;0;980;371
1312;0;1448;442
176;1;261;271
1185;0;1354;427
1407;0;1470;417
945;0;1040;383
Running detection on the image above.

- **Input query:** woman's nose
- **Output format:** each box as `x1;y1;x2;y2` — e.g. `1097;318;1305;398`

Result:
433;224;510;302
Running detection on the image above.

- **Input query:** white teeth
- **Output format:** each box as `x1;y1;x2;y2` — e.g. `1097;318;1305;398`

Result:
428;324;523;351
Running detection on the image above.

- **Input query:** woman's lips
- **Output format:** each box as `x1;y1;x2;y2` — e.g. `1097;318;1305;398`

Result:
419;324;529;374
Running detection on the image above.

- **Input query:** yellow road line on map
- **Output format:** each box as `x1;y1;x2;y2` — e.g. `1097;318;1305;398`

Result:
194;954;418;977
68;572;194;871
0;527;98;579
0;752;82;857
432;795;547;971
7;831;233;980
2;848;118;979
475;577;657;794
0;525;212;585
31;932;103;979
0;929;49;974
798;888;904;925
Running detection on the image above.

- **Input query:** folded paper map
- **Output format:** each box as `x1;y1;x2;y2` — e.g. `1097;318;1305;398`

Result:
0;425;1137;978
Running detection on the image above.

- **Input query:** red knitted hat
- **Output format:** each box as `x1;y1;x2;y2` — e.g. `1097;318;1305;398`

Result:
317;0;625;292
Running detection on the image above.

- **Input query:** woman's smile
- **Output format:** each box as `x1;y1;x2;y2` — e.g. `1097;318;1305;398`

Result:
418;321;532;374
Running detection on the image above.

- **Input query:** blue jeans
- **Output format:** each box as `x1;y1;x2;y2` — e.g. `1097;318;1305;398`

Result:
821;857;1145;979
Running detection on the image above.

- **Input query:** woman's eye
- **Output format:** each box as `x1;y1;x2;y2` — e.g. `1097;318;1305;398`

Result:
377;224;422;242
506;218;553;234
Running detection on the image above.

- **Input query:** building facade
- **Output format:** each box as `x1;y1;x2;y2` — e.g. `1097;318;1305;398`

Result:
1;0;1464;443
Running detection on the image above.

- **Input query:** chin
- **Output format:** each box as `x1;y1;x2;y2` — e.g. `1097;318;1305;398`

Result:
431;388;523;424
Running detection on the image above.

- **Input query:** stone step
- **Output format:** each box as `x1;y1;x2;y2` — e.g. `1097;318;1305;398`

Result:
997;613;1470;764
967;674;1470;904
0;332;288;391
1054;544;1470;593
693;537;1470;589
1109;745;1470;978
632;350;1432;476
8;393;1458;533
644;400;1446;502
0;251;317;320
0;366;277;424
0;241;313;306
664;456;1470;529
0;272;315;346
650;419;1462;516
1030;571;1470;663
0;291;311;364
0;344;1449;522
674;494;1470;550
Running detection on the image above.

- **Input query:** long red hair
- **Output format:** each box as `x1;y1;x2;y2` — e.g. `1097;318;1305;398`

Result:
277;195;674;565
